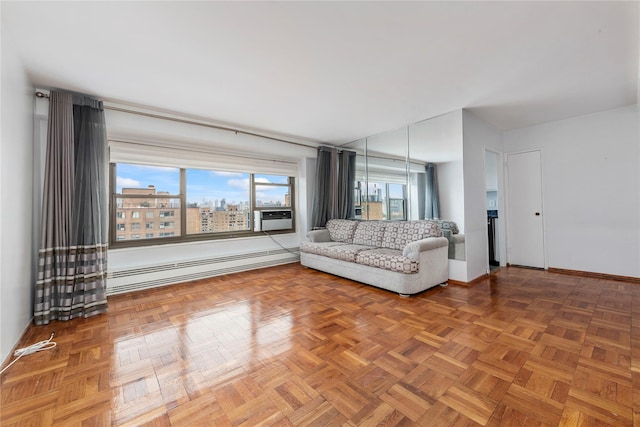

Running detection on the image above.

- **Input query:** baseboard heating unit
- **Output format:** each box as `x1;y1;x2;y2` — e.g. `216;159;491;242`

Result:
107;247;299;295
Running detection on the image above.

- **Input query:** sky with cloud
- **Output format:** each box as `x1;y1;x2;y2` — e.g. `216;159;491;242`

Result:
116;164;289;206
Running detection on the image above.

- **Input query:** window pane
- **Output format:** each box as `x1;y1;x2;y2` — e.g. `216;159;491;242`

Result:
388;183;405;199
389;199;405;220
255;185;290;208
114;197;181;241
388;184;406;221
254;174;289;185
362;182;386;220
115;163;179;194
255;174;291;208
186;169;250;234
116;163;180;194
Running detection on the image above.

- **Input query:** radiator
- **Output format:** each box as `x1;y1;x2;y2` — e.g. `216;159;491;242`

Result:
106;247;300;295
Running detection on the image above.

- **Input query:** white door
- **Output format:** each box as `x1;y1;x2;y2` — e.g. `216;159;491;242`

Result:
506;151;545;268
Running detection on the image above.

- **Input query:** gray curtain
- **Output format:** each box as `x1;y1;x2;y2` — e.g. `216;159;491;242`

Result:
34;91;108;325
337;150;356;219
425;163;440;219
311;146;337;228
311;146;356;228
416;171;426;220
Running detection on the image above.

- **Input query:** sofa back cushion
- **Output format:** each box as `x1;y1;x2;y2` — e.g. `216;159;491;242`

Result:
352;221;387;247
433;220;459;235
326;219;358;243
381;220;442;250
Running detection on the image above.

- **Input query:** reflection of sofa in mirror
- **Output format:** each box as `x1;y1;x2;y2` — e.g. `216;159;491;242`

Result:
432;220;465;260
300;219;449;296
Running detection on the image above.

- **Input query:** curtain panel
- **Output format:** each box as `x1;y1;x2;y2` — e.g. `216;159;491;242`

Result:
311;146;337;228
337;150;356;220
311;146;356;228
34;91;109;325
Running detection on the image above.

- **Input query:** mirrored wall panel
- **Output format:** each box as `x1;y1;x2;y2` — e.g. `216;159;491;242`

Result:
340;110;465;260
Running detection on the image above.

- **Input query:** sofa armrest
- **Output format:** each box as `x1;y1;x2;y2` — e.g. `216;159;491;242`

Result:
403;237;449;258
441;229;454;243
307;229;332;243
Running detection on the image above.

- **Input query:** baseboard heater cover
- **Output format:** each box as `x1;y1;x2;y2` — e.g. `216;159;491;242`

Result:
107;247;299;295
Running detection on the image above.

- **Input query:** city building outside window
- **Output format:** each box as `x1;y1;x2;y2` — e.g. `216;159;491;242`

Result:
110;163;295;247
356;181;407;221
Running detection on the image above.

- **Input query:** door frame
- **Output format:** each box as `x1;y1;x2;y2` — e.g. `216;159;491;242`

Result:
504;149;547;269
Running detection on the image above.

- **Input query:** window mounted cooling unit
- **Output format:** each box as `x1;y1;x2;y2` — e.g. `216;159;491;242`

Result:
256;210;292;231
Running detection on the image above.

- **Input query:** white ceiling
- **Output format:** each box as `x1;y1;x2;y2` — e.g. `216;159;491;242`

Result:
3;1;639;145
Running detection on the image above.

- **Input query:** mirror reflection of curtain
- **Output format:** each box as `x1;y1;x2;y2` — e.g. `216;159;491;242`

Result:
425;163;440;219
34;91;108;325
311;146;356;228
337;150;356;220
414;171;426;220
311;146;337;228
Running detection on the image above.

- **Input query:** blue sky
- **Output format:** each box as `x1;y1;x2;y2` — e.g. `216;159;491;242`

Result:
116;164;289;206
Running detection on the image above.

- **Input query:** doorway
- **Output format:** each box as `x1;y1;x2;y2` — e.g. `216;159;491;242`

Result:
506;150;545;269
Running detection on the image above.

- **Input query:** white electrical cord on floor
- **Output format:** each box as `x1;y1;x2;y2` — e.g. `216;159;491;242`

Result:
0;333;56;375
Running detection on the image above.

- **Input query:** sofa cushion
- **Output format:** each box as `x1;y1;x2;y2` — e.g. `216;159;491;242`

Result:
300;241;347;256
321;244;375;262
355;248;419;274
433;220;459;235
326;219;358;243
381;220;442;251
352;221;387;246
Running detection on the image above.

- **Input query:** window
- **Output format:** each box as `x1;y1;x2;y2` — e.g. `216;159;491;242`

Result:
254;174;292;208
186;169;251;235
110;163;295;247
388;183;407;220
116;223;125;231
357;180;406;221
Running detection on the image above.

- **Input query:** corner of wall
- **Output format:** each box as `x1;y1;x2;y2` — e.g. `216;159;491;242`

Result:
1;35;36;362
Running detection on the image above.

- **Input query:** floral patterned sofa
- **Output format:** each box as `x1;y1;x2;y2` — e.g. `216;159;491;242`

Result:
300;219;449;296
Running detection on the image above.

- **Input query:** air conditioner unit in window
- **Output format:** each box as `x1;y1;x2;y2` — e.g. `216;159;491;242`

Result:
258;209;292;231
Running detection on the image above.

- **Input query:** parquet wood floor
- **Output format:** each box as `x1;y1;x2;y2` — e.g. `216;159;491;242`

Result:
1;264;638;426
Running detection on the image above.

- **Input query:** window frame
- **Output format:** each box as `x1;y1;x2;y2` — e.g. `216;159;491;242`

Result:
109;163;295;248
355;180;407;221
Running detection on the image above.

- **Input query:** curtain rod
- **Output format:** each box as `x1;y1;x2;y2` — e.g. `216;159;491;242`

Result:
35;91;318;150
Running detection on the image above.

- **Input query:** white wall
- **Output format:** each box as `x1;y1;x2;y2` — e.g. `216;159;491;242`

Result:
1;24;36;361
430;110;464;230
462;110;504;281
418;110;467;282
503;105;640;278
438;160;464;231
